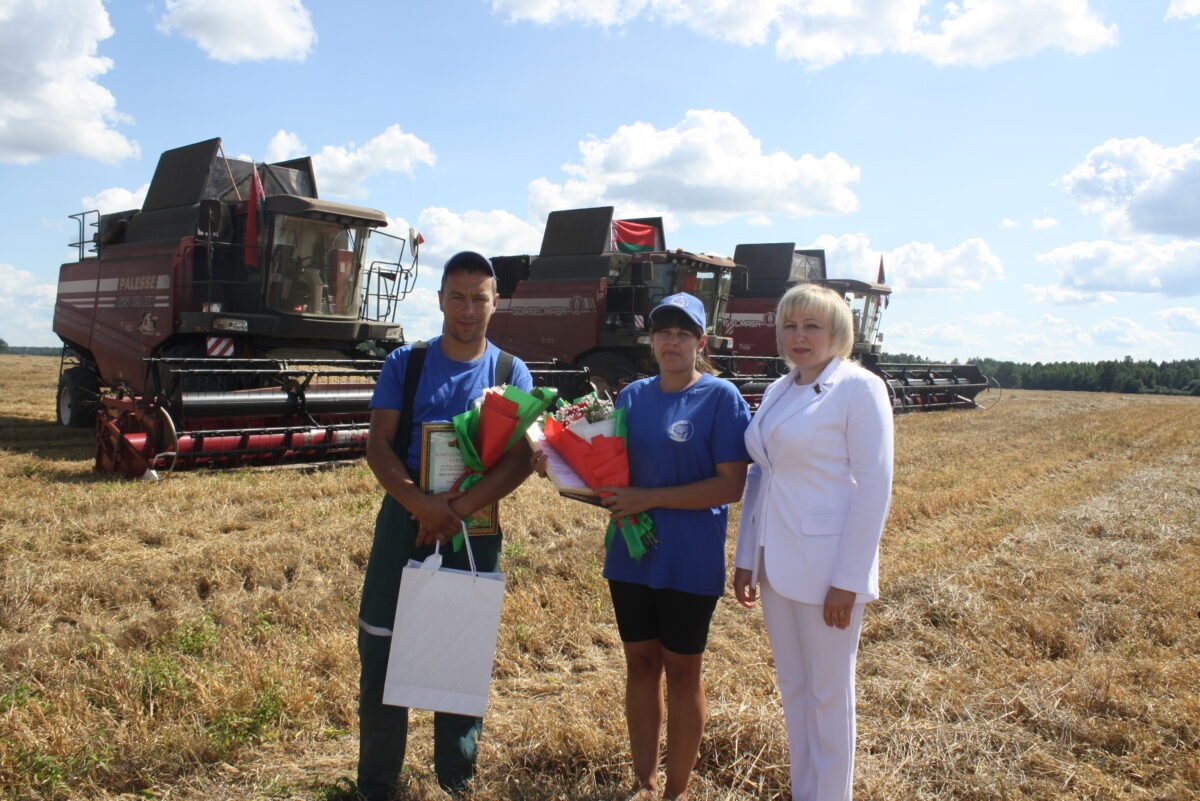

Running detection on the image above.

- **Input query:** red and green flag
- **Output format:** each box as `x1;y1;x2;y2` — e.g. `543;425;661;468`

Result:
611;220;657;254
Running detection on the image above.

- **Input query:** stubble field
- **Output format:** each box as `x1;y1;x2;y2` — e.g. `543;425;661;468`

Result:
0;353;1197;801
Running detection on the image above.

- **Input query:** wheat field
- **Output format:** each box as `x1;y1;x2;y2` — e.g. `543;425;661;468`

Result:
0;353;1197;801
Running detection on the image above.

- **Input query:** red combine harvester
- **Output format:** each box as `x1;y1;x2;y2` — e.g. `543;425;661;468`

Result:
488;206;741;392
487;209;995;412
723;243;997;412
53;138;420;477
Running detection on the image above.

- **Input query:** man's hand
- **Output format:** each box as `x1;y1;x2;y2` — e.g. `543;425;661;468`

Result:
411;490;464;546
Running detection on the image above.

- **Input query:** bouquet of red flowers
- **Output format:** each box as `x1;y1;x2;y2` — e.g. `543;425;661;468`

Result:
541;394;656;560
448;384;558;547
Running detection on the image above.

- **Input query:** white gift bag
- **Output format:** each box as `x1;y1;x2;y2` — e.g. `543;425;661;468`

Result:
383;525;506;718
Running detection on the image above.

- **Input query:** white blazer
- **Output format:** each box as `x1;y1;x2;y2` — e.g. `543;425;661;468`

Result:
735;357;894;605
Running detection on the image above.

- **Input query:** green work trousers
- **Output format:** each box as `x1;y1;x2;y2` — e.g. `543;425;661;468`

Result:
357;494;502;798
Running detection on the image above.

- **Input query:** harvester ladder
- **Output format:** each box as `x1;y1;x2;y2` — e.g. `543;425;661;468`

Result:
69;210;100;260
361;257;416;323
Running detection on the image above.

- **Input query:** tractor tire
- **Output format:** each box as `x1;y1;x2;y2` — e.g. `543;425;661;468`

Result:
579;351;638;397
56;365;100;428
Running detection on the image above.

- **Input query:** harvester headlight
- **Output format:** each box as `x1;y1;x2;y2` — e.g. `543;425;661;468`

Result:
214;317;249;332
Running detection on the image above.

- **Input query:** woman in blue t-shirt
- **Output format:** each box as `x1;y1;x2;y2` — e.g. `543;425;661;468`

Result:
556;292;751;800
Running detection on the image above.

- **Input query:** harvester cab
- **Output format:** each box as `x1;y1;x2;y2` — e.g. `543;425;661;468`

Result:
488;206;739;392
53;138;417;477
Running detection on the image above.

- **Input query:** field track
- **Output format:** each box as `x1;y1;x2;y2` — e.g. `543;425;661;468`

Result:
1;354;1197;800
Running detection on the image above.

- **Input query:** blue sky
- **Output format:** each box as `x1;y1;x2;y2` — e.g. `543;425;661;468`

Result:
2;0;1198;363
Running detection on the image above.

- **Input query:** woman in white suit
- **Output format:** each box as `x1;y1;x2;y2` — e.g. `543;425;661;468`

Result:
733;283;894;801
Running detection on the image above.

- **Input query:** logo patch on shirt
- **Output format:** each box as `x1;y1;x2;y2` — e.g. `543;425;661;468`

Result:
667;419;694;443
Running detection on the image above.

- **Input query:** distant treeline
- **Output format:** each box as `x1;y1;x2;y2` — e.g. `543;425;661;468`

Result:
882;353;1200;396
0;345;61;356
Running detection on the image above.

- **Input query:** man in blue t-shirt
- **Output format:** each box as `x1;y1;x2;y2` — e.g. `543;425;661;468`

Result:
356;251;534;799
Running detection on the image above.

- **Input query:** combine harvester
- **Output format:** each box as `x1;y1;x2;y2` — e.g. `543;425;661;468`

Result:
722;243;999;412
52;138;423;478
488;206;741;393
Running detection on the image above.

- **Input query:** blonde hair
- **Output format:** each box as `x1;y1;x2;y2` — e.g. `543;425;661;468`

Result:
775;284;855;366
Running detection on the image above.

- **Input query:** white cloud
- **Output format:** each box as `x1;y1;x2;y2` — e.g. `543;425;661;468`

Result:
393;286;444;343
1034;313;1096;347
886;238;1004;291
1007;332;1052;347
1037;239;1200;296
882;320;986;358
1167;0;1200;20
265;130;306;163
158;0;316;63
379;207;546;341
806;233;882;281
1061;136;1200;238
415;208;544;263
532;110;859;225
1001;217;1020;229
1024;283;1116;305
492;0;1117;68
82;184;150;215
1031;216;1059;230
909;0;1117;68
976;311;1018;327
1154;306;1200;333
1090;316;1176;352
0;0;137;164
0;263;57;346
301;126;436;199
806;232;1003;290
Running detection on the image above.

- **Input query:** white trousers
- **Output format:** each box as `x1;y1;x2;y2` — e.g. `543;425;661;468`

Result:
761;572;865;801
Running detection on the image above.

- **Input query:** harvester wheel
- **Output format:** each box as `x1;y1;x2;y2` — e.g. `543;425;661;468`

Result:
56;366;100;428
579;352;637;397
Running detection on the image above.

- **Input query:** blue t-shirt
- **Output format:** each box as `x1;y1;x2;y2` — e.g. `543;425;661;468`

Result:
602;373;751;597
371;336;533;472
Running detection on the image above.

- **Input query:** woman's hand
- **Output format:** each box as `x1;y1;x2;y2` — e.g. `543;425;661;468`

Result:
598;485;655;519
733;567;757;608
530;450;549;478
823;586;857;629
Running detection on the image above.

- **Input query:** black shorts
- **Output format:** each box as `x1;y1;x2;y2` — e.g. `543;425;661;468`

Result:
608;580;719;656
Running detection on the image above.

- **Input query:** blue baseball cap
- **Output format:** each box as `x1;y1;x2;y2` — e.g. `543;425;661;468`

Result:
442;250;495;276
650;292;706;331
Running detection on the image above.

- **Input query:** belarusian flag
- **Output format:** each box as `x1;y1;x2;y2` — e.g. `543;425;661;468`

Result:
612;220;656;254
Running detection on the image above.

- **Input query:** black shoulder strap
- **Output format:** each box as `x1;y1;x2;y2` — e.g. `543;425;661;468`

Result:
394;343;514;462
395;341;429;462
496;349;515;387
